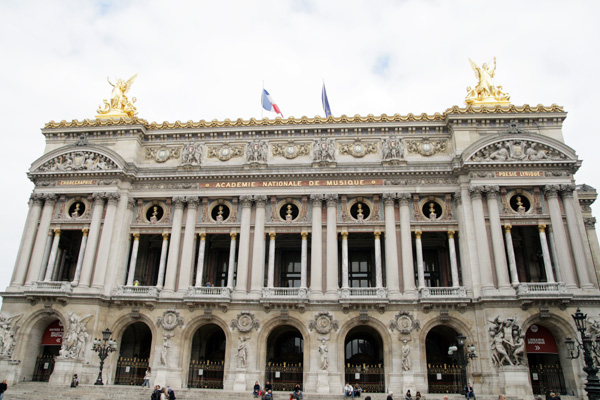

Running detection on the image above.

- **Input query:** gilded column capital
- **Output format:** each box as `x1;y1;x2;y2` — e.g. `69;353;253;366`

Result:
504;224;512;233
240;195;253;207
230;232;238;239
82;228;89;236
254;195;267;207
538;224;546;232
382;193;396;205
543;185;560;199
186;196;200;208
269;232;277;240
374;231;381;239
132;233;140;240
325;194;338;207
341;231;348;239
447;230;455;239
397;192;411;205
198;233;206;240
415;230;422;239
310;194;324;206
53;229;61;236
469;186;484;199
162;232;170;240
301;232;308;239
172;196;186;207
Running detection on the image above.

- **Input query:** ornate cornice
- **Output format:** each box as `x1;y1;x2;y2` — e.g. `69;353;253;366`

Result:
43;104;564;130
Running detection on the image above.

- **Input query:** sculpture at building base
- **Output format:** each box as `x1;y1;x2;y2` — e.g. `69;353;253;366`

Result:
59;313;92;359
97;74;138;119
488;316;526;367
465;57;510;106
0;314;22;358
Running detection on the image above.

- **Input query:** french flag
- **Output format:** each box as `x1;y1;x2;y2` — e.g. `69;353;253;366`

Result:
261;89;283;117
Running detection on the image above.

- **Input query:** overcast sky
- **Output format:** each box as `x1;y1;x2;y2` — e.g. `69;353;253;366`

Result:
1;0;599;301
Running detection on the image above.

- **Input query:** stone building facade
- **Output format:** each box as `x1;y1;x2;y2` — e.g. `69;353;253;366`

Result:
1;103;600;398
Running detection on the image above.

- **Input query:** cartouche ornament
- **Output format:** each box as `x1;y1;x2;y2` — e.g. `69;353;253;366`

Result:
97;74;138;119
465;57;510;106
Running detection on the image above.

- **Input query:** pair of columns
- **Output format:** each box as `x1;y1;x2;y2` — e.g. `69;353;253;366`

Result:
414;230;460;288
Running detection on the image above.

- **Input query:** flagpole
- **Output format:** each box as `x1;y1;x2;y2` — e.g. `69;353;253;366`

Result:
261;80;264;120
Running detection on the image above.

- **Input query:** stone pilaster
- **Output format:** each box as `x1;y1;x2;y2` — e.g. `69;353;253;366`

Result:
178;196;199;292
383;193;400;296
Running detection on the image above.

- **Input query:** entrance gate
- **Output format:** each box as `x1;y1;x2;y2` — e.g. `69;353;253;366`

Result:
265;325;304;391
188;324;226;389
115;322;152;386
426;326;466;394
265;362;303;391
33;320;63;382
32;354;55;382
526;325;566;395
345;364;385;393
114;357;149;385
344;326;385;393
188;360;224;389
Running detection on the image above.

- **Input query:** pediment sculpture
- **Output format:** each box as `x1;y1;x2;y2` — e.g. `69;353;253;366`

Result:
37;151;119;172
469;140;568;162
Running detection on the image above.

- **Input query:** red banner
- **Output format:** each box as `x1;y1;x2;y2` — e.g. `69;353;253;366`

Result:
41;320;63;346
526;325;558;354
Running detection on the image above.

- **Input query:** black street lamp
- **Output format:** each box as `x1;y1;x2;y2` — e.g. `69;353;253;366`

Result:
448;334;478;395
565;309;600;400
92;327;117;385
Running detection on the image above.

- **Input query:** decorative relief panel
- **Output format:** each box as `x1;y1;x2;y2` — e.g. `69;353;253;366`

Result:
308;311;339;334
381;136;405;163
181;142;203;166
312;138;336;163
470;140;568;162
145;146;181;163
339;139;377;158
208;143;244;161
37;151;119;172
0;314;22;358
272;142;311;159
406;139;447;156
489;316;526;367
245;139;268;163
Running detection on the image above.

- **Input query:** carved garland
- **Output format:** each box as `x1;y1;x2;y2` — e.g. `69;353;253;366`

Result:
145;146;182;163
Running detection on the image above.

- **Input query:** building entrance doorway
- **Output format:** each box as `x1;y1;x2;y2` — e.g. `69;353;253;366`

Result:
426;325;465;394
344;326;385;393
115;322;152;385
526;324;566;395
188;324;226;389
32;319;63;382
265;325;303;391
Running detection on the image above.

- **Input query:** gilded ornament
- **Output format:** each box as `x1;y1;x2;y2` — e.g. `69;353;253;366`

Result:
272;142;310;159
465;57;510;106
208;144;244;161
97;74;138;119
145;146;181;163
339;139;377;158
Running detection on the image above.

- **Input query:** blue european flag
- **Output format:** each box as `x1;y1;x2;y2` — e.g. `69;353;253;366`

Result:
322;83;332;117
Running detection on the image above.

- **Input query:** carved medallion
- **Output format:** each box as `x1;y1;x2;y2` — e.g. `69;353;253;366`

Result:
272;142;311;159
145;146;181;163
308;311;339;334
389;311;420;334
406;140;446;157
157;309;184;331
231;311;260;332
208;144;244;161
339;139;377;158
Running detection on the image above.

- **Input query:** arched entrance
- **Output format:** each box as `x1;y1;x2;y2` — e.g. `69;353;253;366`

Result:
426;325;465;394
32;319;63;382
344;326;385;393
188;323;226;389
115;322;152;385
526;324;566;395
265;325;303;391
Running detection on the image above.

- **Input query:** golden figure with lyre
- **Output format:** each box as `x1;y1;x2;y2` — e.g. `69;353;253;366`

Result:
465;57;510;106
97;74;138;118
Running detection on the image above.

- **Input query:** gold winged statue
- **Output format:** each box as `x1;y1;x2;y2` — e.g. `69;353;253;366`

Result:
465;57;510;106
96;74;138;118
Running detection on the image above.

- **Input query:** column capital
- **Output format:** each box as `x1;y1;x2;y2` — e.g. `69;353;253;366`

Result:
230;232;238;239
325;194;338;206
415;230;422;239
82;228;89;236
538;224;547;232
397;192;411;205
106;192;121;205
374;231;381;239
310;194;324;206
132;233;140;240
162;232;170;240
543;185;560;199
585;217;597;229
186;196;200;208
31;193;45;205
504;224;512;233
254;195;267;207
198;232;206;240
341;231;348;239
382;193;396;205
172;196;186;207
484;185;500;198
447;230;455;239
240;195;253;207
301;232;308;239
269;232;277;240
454;191;462;205
469;186;484;199
127;198;136;210
53;229;61;236
560;184;576;198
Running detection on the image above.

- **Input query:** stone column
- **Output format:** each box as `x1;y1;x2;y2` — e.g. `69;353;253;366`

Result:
341;232;349;289
504;225;520;286
470;186;495;294
538;225;555;283
456;188;479;296
448;231;460;287
544;185;577;288
194;233;206;287
72;229;88;286
383;193;400;296
310;195;323;296
227;233;237;288
561;186;592;289
26;194;57;285
78;193;105;288
267;233;276;288
415;231;424;289
584;218;600;286
43;229;61;281
164;196;185;293
126;233;140;286
250;195;267;296
301;232;308;289
325;194;339;296
548;228;563;283
92;192;120;289
398;193;415;295
235;195;252;295
103;192;132;291
156;233;169;288
39;232;54;281
11;194;44;286
485;186;512;293
178;197;199;291
374;232;383;288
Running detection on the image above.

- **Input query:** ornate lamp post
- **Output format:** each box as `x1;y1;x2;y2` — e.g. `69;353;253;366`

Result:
565;309;600;400
448;334;477;395
92;327;117;385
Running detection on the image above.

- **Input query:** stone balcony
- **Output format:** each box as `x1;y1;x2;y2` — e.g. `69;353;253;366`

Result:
29;281;73;294
260;287;308;303
419;286;470;306
339;287;388;304
184;286;232;302
112;285;159;301
516;282;571;299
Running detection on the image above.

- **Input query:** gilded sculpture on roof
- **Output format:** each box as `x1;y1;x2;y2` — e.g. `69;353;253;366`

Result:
466;57;510;106
97;74;138;119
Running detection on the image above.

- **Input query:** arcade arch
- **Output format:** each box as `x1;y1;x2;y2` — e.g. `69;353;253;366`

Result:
265;325;304;391
188;323;227;389
344;325;385;393
114;321;152;385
